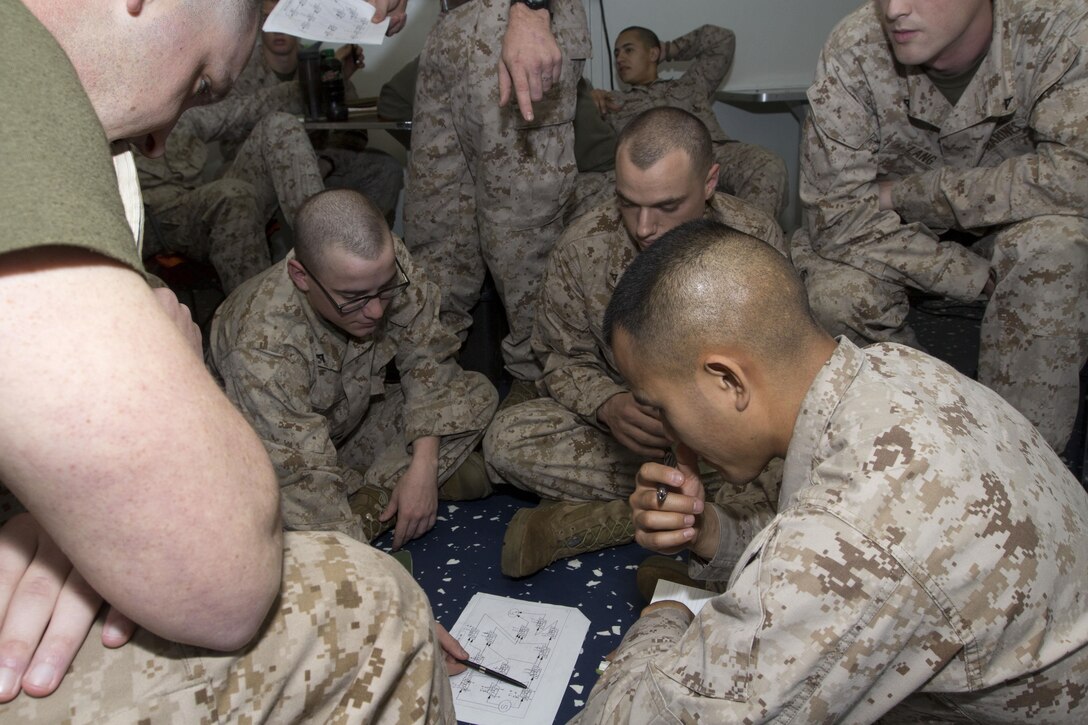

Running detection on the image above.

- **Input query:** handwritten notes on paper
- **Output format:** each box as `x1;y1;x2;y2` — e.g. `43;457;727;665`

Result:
262;0;389;45
449;593;590;725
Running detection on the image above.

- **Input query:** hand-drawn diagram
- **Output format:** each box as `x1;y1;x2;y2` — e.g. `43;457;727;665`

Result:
263;0;389;45
450;593;589;725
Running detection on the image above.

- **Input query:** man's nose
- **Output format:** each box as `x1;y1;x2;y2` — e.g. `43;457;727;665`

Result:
637;209;657;240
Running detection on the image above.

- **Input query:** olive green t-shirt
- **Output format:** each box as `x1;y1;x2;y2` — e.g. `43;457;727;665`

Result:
0;0;143;271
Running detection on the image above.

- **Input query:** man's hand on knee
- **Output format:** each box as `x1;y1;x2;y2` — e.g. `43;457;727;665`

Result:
0;514;134;703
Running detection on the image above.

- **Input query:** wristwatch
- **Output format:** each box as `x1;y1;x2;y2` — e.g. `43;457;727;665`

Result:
511;0;551;11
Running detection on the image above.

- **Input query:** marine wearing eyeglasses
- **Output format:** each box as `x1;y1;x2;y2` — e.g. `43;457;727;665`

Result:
209;189;498;550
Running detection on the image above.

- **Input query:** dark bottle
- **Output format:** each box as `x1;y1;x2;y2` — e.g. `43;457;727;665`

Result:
320;49;349;122
297;46;323;122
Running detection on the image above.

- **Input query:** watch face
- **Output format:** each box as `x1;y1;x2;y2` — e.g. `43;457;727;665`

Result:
513;0;550;9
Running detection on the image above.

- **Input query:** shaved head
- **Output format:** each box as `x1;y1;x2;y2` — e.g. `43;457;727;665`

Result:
294;189;391;273
604;219;826;376
617;107;714;180
617;26;660;52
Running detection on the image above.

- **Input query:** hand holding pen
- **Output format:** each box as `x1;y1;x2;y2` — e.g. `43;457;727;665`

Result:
630;443;707;556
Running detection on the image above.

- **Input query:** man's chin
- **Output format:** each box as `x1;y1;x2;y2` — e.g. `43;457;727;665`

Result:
129;134;165;159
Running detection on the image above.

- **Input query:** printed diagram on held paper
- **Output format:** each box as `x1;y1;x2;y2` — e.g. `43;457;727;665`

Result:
449;593;589;725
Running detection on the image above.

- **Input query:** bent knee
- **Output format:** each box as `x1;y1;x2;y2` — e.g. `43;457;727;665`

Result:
995;215;1088;270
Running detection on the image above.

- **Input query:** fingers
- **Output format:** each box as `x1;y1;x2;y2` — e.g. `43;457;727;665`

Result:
0;516;99;703
630;465;702;555
622;439;668;460
150;287;201;357
434;622;468;676
513;68;538;122
673;443;705;498
392;509;436;550
101;606;137;649
18;567;102;699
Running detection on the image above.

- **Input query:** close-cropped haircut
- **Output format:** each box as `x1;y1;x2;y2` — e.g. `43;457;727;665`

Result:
603;219;822;373
616;107;714;178
617;26;661;55
293;189;390;272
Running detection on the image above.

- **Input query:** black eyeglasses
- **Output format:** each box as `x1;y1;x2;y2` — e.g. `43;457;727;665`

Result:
304;257;410;315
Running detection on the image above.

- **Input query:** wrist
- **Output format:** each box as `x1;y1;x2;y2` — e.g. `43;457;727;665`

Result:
690;504;720;560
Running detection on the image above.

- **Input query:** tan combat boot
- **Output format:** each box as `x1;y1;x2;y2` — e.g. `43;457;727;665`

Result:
439;451;493;501
501;499;635;578
349;484;393;542
497;379;539;413
635;555;702;603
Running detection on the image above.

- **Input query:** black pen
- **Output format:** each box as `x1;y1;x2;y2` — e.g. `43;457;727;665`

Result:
657;450;677;504
457;658;528;689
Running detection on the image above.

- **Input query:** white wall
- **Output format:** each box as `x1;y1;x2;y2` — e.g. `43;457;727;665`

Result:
349;0;865;229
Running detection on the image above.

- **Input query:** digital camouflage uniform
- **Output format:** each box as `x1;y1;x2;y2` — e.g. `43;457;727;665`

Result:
573;339;1088;724
208;239;498;542
791;0;1088;452
1;1;453;718
599;24;789;220
404;0;590;381
484;193;784;503
139;107;324;291
0;531;454;724
223;42;405;218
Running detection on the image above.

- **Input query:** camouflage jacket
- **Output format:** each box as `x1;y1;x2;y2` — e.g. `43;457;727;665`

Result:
137;43;300;211
208;238;492;536
604;24;735;144
793;0;1088;301
573;339;1088;723
533;193;783;426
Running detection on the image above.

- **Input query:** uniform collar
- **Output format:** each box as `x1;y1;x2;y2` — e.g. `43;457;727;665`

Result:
780;337;866;509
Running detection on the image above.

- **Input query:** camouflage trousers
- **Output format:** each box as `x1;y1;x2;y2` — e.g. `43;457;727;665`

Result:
795;214;1088;451
483;397;762;504
0;531;454;724
483;397;647;500
149;112;324;292
714;140;789;222
338;381;497;500
404;0;582;382
322;147;404;221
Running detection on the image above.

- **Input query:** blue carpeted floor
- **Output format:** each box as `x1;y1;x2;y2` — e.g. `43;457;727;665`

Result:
373;488;650;725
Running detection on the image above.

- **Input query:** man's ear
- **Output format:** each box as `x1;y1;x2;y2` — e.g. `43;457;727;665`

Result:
286;259;310;292
703;353;749;412
704;162;721;199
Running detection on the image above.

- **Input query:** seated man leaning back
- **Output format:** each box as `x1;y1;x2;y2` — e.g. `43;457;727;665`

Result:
485;107;784;578
210;188;498;550
574;219;1088;723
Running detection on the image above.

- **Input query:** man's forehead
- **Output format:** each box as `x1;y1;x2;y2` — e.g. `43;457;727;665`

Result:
616;150;696;196
616;31;647;49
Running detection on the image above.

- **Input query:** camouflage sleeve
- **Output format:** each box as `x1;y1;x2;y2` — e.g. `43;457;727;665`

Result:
389;244;496;442
217;344;365;541
183;81;302;148
689;460;782;582
668;25;735;100
892;20;1088;230
801;48;991;301
575;511;941;723
532;242;627;427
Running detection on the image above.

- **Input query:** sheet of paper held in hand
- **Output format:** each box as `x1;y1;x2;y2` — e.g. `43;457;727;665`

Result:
263;0;389;45
651;579;717;615
449;593;590;725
